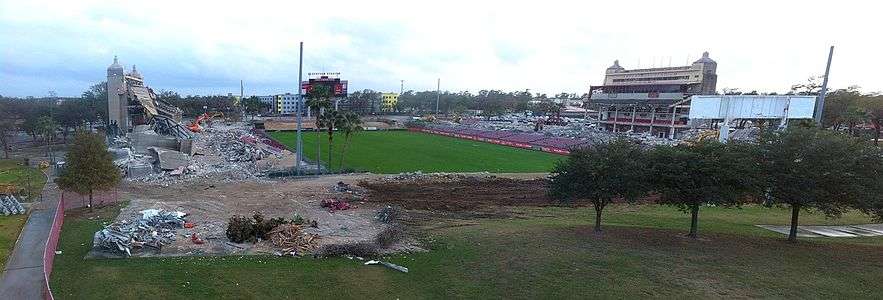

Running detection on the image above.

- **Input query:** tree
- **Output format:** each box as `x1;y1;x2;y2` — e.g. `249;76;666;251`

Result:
338;111;363;171
648;141;764;238
242;96;270;120
306;85;332;174
861;95;883;145
790;76;822;95
55;131;121;211
81;82;108;127
0;114;14;159
320;109;344;173
548;139;650;233
822;87;863;131
36;116;56;158
54;100;87;142
759;127;883;242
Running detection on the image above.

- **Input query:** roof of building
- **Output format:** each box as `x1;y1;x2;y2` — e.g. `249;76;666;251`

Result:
107;56;123;71
606;60;625;72
130;65;142;78
693;51;715;64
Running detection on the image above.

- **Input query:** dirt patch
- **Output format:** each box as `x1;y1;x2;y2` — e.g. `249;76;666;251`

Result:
360;176;584;211
98;173;423;257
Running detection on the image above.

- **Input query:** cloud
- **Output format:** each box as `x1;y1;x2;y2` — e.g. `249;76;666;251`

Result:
0;0;880;97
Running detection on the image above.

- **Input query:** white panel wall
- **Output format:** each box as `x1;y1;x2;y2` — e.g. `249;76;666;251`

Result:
688;95;816;120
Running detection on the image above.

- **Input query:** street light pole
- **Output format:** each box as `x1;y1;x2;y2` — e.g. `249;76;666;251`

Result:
295;41;304;176
436;78;440;114
815;46;834;125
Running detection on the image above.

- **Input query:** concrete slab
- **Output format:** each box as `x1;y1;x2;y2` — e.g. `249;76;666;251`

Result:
147;147;190;170
755;225;823;237
757;224;883;238
853;224;883;234
802;226;857;237
835;226;883;237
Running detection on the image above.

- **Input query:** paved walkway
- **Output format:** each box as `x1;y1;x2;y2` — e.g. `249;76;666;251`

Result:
0;178;59;299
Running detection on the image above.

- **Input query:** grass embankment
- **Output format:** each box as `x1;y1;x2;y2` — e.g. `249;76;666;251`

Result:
51;203;883;299
0;159;42;269
0;215;28;269
0;159;46;201
269;130;562;173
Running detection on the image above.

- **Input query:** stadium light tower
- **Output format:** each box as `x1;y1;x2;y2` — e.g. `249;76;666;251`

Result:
436;78;440;114
295;41;304;175
815;46;834;125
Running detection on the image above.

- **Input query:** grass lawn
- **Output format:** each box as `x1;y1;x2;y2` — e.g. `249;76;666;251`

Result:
51;203;883;299
268;130;562;173
0;159;46;201
0;215;28;269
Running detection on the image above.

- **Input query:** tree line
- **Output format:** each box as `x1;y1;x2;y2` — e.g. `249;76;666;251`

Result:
549;126;883;242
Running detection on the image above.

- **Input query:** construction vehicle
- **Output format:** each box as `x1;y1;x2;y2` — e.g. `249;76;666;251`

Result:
187;112;225;132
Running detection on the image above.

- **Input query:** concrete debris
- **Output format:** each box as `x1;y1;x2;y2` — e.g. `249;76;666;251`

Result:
150;114;192;139
364;260;409;273
0;195;25;215
148;147;191;171
381;171;495;183
374;206;398;224
92;209;187;256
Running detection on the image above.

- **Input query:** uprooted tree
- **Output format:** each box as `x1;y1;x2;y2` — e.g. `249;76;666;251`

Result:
56;131;120;210
548;139;650;233
759;126;883;242
648;140;764;238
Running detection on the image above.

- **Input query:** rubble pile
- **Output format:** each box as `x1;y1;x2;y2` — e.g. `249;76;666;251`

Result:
204;129;272;163
321;198;352;212
267;223;320;256
0;195;25;215
380;171;494;183
92;209;187;256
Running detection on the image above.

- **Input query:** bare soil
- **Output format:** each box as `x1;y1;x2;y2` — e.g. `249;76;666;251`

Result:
359;176;587;211
111;174;412;257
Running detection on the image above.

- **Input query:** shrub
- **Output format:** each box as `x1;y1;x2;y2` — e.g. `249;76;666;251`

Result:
374;224;406;247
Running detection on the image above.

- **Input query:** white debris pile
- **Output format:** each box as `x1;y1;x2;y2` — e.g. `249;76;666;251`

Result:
0;195;25;215
203;129;274;163
92;209;188;256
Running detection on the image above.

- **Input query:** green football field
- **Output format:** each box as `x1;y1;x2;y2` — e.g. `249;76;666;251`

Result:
268;130;562;173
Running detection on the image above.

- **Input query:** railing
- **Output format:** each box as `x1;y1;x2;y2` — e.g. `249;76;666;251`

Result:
42;195;65;300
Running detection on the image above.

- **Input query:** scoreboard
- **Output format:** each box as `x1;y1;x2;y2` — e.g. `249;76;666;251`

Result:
302;74;348;97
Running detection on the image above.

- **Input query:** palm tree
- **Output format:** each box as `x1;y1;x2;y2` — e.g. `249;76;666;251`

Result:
37;116;57;159
338;112;363;171
320;109;344;173
305;85;332;174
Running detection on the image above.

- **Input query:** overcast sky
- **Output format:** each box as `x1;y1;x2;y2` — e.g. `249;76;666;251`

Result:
1;0;880;97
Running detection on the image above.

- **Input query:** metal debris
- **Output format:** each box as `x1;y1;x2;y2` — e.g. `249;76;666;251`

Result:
150;115;192;139
364;260;409;273
92;209;187;256
0;195;25;215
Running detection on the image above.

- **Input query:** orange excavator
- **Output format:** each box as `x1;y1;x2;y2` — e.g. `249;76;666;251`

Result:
187;112;224;132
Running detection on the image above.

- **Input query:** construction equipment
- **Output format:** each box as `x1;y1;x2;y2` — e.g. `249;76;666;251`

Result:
187;112;225;132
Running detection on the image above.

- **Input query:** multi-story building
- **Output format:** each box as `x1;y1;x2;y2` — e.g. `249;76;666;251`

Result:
106;56;182;135
589;51;717;138
257;93;305;116
380;93;399;112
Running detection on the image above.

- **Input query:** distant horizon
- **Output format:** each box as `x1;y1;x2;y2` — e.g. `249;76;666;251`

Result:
2;0;881;97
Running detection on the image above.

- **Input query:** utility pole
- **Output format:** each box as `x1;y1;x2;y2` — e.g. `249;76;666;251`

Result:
400;80;404;95
295;41;304;175
436;78;440;114
815;46;834;125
